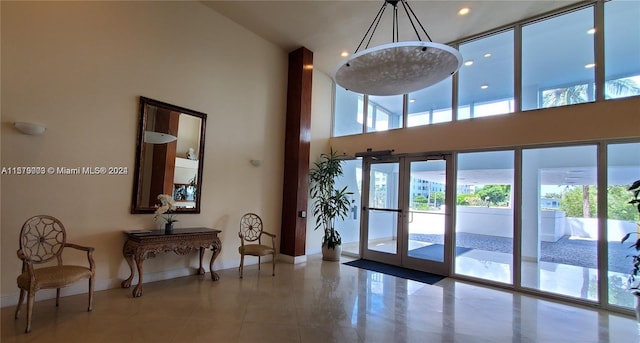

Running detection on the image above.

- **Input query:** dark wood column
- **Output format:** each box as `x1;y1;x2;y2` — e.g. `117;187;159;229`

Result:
280;47;313;259
148;109;179;205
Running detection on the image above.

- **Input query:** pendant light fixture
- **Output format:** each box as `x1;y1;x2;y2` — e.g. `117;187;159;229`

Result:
334;0;463;96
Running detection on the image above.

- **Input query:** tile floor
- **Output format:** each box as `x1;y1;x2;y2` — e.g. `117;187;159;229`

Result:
1;255;639;343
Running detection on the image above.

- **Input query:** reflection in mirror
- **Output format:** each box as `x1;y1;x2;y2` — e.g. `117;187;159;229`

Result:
131;96;206;214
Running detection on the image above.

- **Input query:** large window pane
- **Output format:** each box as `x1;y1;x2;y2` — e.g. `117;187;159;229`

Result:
337;159;363;256
333;85;363;137
607;142;640;309
522;7;595;110
455;151;514;284
407;78;452;127
367;95;403;132
521;145;598;301
605;0;640;100
458;30;514;120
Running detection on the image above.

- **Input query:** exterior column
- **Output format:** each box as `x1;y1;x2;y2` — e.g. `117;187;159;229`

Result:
280;47;313;263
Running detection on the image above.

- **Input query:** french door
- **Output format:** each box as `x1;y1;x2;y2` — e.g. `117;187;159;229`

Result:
361;155;453;275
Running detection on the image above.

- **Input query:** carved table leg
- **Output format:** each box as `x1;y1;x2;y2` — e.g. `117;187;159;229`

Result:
132;254;145;297
198;247;206;275
209;238;222;281
121;241;136;288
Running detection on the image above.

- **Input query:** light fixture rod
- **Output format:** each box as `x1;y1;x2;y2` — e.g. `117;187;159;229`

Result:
356;0;435;53
401;0;432;42
392;3;398;42
366;8;386;51
355;2;388;53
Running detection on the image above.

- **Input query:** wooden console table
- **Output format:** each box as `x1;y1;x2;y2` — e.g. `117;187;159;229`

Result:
121;227;222;297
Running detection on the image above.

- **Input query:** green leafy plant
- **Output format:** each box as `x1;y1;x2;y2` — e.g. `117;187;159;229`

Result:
310;149;352;250
621;179;640;294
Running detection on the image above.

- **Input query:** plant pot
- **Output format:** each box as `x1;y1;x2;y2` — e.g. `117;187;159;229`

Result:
322;244;342;261
164;223;174;234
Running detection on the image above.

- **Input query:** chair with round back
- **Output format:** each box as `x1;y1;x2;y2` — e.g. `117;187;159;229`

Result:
14;215;95;333
238;213;276;278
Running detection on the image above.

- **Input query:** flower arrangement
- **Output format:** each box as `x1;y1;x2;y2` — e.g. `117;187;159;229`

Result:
154;194;178;224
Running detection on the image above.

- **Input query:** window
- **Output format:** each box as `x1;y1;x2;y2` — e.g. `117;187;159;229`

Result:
455;150;514;284
521;145;598;301
332;2;639;136
407;78;453;127
458;30;514;119
605;0;640;100
607;142;640;309
367;95;403;132
522;7;595;110
334;85;363;137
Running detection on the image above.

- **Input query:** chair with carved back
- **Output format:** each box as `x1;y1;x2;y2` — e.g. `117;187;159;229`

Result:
238;213;276;278
15;215;95;333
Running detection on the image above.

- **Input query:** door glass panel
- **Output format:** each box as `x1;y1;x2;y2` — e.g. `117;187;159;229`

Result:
407;160;447;262
521;145;598;301
607;142;640;308
338;159;363;256
455;151;514;284
367;162;399;254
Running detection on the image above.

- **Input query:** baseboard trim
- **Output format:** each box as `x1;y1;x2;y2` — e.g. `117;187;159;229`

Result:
279;254;307;264
2;267;197;308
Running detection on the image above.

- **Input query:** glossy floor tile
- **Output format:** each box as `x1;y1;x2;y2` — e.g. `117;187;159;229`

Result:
1;255;639;342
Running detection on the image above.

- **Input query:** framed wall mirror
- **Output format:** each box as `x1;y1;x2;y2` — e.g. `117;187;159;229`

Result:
131;96;206;214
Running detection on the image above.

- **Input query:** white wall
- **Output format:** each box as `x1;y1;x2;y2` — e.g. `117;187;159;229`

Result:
456;206;513;238
1;1;287;306
306;70;334;255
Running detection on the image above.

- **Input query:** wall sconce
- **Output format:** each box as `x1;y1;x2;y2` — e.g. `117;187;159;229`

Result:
250;159;262;167
14;122;46;135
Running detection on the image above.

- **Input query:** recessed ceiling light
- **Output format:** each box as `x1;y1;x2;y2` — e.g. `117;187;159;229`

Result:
464;60;474;66
458;7;470;15
409;99;416;103
585;63;596;69
340;51;349;57
587;28;596;34
484;53;492;58
480;84;489;89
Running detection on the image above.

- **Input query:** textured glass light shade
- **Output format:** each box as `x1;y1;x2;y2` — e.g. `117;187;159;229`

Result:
144;131;177;144
334;41;463;96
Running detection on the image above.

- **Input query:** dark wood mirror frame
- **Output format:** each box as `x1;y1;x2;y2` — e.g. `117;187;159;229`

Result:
131;96;207;214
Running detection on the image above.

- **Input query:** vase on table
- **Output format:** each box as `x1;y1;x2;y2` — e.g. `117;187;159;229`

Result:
164;222;174;234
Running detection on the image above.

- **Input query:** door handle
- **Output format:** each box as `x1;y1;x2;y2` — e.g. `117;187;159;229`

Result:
366;207;402;213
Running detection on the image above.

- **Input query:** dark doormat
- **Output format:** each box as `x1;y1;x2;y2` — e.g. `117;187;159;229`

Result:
408;244;472;261
343;259;446;285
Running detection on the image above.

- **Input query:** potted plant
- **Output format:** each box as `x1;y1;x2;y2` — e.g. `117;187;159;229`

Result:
621;179;640;319
310;149;353;261
154;194;178;234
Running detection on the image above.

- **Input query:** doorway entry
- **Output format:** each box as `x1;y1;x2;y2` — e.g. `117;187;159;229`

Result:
360;155;452;276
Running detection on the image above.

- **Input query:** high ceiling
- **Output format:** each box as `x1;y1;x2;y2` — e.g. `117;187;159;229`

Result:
204;0;585;76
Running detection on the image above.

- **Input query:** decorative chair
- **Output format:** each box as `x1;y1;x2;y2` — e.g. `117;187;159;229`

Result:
238;213;276;278
15;215;95;333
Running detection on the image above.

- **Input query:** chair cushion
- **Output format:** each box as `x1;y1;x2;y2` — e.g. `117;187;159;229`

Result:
17;265;92;290
239;244;275;256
